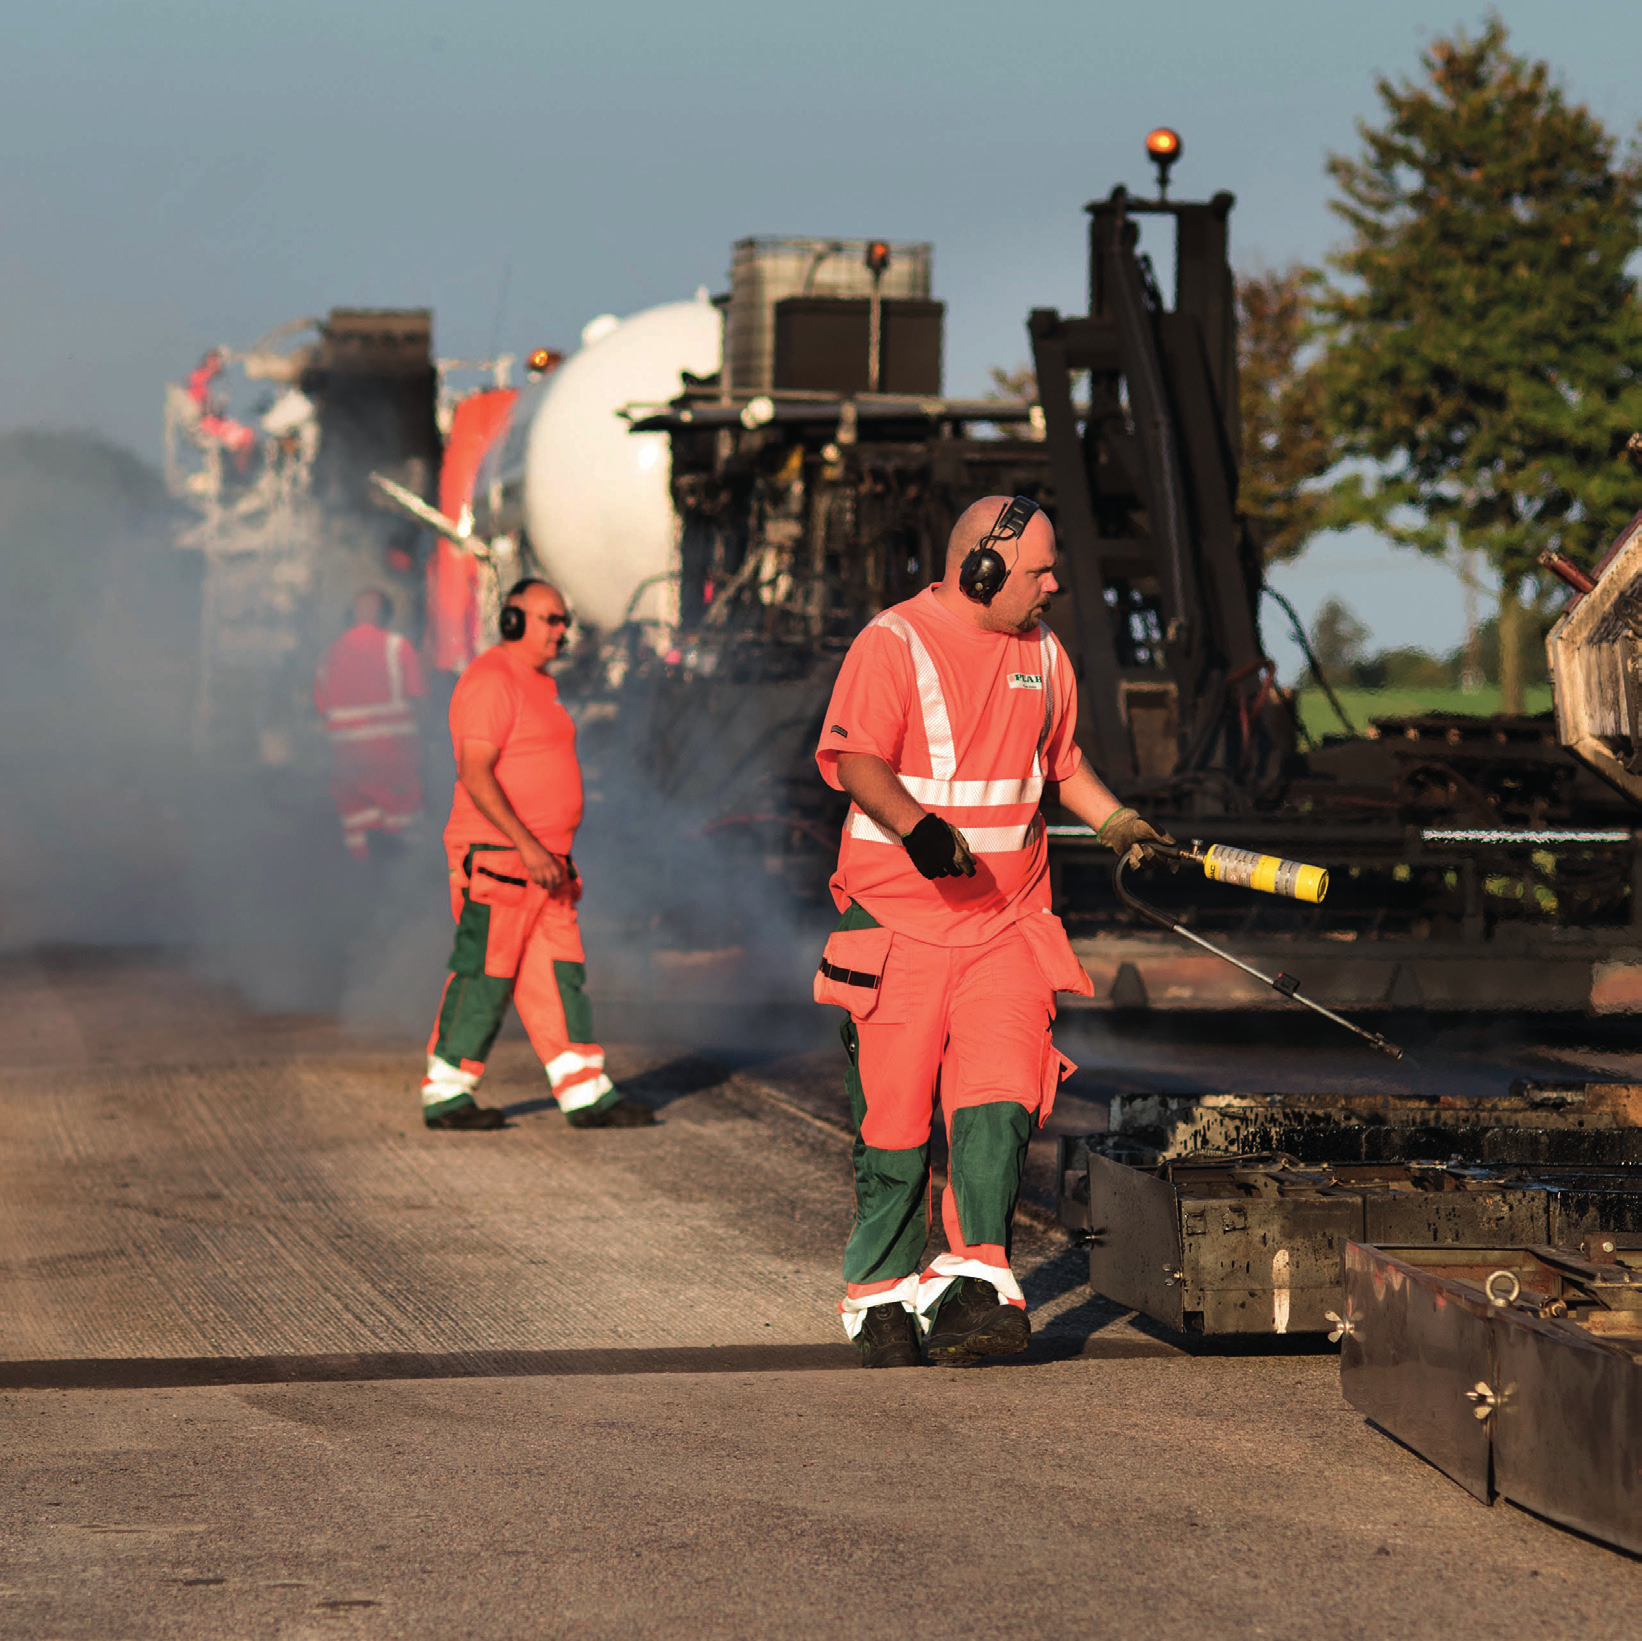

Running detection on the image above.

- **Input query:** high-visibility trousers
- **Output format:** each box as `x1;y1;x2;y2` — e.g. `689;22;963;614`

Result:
421;844;616;1119
330;739;423;860
814;902;1085;1338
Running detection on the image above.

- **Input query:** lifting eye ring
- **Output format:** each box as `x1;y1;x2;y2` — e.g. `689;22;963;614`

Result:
1484;1269;1521;1307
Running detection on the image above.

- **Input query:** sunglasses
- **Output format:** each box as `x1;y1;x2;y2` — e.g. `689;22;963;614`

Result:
540;612;572;630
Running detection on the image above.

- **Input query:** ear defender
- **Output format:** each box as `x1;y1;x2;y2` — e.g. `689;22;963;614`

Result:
499;603;526;641
958;495;1039;606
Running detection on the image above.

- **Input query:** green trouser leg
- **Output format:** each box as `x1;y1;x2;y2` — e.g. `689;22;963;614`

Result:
840;1018;931;1287
425;883;514;1117
947;1101;1034;1258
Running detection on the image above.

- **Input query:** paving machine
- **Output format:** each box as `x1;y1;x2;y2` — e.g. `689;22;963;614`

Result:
626;137;1642;1015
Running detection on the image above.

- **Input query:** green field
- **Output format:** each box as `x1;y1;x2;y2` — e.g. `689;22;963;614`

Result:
1294;685;1554;744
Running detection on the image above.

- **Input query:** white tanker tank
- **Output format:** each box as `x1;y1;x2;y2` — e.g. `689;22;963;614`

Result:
470;293;721;633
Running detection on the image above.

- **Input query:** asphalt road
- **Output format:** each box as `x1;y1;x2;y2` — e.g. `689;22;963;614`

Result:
4;948;1641;1640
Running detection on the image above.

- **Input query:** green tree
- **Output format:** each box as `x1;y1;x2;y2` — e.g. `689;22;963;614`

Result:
1318;16;1642;712
1237;266;1333;563
1307;596;1370;684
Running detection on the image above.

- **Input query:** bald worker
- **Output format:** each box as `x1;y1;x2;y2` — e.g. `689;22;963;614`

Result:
420;578;654;1131
813;496;1171;1366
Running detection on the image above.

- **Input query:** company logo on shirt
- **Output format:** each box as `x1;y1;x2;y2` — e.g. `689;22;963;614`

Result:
830;724;849;737
1008;673;1044;690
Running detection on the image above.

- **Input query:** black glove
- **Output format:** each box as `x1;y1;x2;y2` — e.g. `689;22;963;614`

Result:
902;814;977;880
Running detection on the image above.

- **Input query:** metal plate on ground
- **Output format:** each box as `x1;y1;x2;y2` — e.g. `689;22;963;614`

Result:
1340;1240;1642;1555
1339;1242;1498;1501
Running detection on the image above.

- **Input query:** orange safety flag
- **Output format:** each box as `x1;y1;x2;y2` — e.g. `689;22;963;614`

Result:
427;388;519;673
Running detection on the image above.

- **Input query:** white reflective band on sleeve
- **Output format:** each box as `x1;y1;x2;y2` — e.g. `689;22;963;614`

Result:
899;775;1043;806
873;611;956;778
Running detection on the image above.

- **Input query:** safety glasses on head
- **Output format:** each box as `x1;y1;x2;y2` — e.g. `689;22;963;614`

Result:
959;495;1040;606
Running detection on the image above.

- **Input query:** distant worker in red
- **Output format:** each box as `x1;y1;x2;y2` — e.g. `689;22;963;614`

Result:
185;349;258;470
313;590;427;862
420;579;655;1132
814;496;1171;1367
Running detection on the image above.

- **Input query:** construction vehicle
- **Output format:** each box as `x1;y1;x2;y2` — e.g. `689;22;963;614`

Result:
164;309;438;763
628;137;1642;1014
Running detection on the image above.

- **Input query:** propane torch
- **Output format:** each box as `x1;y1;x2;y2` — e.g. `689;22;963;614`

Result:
1112;841;1403;1060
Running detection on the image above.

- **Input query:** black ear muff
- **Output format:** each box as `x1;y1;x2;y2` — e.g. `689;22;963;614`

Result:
499;603;526;641
958;495;1039;606
958;545;1009;605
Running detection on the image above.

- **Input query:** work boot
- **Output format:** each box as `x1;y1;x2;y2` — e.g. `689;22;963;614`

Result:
854;1303;922;1369
925;1278;1030;1365
424;1102;508;1131
565;1098;656;1129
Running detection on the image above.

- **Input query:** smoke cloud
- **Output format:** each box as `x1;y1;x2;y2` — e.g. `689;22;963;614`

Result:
0;429;829;1044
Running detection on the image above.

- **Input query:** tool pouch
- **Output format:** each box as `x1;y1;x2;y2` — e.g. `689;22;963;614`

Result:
1016;908;1096;998
813;924;894;1020
468;851;530;909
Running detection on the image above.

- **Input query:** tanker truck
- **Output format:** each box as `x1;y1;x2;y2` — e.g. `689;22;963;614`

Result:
418;297;722;679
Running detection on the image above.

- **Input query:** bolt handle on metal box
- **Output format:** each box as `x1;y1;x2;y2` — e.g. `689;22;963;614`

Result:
1114;853;1401;1060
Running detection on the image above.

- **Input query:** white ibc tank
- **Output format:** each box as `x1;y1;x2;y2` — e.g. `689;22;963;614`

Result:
511;295;720;633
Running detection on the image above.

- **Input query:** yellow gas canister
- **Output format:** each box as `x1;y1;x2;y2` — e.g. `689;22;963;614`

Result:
1198;844;1328;905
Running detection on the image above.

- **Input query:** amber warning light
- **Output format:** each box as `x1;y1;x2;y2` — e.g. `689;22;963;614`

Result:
527;348;563;377
1146;127;1182;198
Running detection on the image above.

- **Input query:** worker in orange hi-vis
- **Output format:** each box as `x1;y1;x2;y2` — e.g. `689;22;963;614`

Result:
814;496;1174;1368
418;578;656;1133
313;589;426;862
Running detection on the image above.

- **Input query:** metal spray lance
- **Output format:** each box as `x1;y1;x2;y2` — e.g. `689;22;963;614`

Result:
1113;842;1402;1060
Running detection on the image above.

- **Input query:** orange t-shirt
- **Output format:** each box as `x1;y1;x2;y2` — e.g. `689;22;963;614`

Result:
444;645;584;856
815;588;1080;946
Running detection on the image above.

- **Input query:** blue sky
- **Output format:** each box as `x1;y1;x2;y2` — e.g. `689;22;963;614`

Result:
4;1;1638;666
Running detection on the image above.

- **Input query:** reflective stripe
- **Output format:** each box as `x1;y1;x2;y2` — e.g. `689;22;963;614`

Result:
957;822;1035;853
853;611;1061;860
839;1274;920;1341
327;721;418;744
1039;628;1059;758
915;1253;1024;1324
546;1048;605;1084
325;701;411;724
848;810;901;846
847;811;1034;853
421;1053;481;1106
556;1071;615;1113
899;774;1043;806
873;611;955;779
385;631;406;709
324;634;414;734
